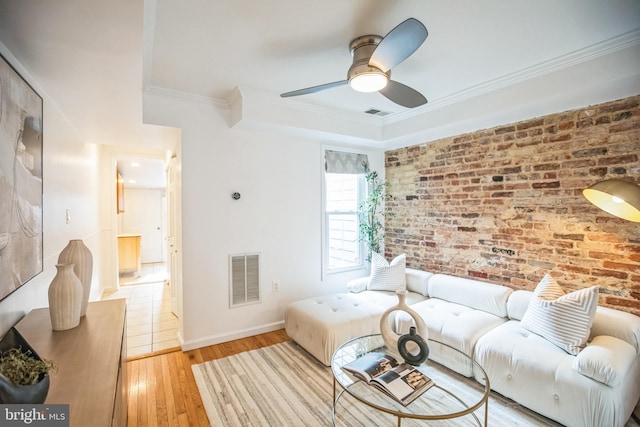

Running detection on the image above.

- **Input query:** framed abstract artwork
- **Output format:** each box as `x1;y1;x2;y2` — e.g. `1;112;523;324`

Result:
0;53;43;301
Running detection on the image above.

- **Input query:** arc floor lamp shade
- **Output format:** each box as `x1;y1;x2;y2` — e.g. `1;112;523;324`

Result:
583;179;640;222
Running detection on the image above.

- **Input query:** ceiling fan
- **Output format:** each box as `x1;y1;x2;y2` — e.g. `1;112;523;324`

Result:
280;18;428;109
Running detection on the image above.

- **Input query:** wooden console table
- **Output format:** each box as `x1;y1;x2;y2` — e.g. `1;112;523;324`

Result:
15;299;127;427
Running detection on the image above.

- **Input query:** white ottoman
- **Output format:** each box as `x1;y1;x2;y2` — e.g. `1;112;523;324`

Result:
285;290;426;366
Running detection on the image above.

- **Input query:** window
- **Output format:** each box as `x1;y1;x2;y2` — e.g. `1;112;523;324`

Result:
322;150;369;275
325;173;365;272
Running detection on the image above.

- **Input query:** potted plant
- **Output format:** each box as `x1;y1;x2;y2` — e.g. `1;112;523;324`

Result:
0;328;56;404
358;169;387;261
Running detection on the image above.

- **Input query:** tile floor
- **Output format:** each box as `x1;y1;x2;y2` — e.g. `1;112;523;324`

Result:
102;263;180;358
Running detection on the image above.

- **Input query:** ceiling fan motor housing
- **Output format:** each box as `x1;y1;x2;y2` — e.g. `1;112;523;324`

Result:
280;18;427;107
347;35;390;84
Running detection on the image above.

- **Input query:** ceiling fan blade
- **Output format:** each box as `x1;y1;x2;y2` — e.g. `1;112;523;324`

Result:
379;80;427;108
280;80;348;98
369;18;428;72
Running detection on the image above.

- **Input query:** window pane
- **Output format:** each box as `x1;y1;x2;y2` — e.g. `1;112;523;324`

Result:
327;213;360;269
326;174;358;212
324;172;364;272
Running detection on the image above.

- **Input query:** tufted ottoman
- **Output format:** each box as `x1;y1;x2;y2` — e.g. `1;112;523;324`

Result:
285;290;427;366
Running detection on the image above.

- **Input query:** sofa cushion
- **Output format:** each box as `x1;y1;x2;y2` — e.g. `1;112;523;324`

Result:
573;335;637;387
347;268;433;296
368;252;406;292
346;277;368;293
405;268;433;297
521;274;599;355
397;298;507;376
506;289;532;321
427;274;512;317
591;306;640;353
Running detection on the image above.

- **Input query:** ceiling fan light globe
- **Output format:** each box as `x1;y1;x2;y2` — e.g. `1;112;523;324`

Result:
349;72;388;92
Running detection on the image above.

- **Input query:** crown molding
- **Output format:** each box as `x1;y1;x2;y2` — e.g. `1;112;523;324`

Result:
386;28;640;125
143;85;228;108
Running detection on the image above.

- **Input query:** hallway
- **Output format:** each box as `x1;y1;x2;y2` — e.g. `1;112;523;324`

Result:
103;263;179;358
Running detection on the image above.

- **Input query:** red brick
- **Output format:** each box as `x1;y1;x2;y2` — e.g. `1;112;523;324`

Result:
602;261;639;273
532;181;560;189
598;154;638;166
592;269;628;279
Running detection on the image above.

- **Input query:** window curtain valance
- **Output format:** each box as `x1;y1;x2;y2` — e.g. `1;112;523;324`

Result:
324;150;369;174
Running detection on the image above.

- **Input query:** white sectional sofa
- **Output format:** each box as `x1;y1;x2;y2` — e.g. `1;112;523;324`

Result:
284;268;640;427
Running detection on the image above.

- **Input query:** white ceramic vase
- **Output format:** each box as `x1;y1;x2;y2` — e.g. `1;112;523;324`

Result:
58;239;93;316
48;263;82;331
379;290;429;360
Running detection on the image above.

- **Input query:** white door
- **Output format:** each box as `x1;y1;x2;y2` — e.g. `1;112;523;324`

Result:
167;156;179;316
123;188;164;263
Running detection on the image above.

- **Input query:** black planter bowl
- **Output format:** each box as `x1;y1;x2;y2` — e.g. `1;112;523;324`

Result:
0;327;50;404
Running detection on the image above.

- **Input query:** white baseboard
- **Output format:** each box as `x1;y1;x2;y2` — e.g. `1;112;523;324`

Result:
180;321;285;351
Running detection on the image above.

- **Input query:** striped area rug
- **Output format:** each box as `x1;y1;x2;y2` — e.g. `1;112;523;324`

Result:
191;341;583;426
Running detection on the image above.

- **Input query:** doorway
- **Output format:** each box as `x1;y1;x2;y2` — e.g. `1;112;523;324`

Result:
105;156;180;357
116;159;167;285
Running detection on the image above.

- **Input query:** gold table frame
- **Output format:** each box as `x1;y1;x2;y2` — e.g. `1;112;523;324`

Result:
331;334;490;427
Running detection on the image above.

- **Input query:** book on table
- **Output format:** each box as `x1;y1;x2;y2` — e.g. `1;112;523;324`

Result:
341;352;434;406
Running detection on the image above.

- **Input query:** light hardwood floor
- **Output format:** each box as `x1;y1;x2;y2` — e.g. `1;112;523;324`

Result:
126;329;290;427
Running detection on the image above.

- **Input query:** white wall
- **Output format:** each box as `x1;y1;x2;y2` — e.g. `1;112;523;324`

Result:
0;44;105;337
144;90;385;350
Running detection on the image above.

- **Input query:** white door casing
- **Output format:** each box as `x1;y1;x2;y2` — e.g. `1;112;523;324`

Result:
167;155;179;316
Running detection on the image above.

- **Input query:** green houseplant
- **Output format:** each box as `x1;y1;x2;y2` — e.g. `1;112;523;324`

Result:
0;347;56;386
0;328;56;404
358;169;386;261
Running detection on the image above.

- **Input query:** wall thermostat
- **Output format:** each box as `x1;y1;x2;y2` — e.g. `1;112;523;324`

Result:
232;192;241;200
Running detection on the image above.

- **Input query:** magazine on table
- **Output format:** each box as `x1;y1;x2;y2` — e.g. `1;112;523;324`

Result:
341;352;434;406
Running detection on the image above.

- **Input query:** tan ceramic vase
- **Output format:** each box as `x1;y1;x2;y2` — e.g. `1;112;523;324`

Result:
48;263;82;330
379;290;429;360
58;239;93;316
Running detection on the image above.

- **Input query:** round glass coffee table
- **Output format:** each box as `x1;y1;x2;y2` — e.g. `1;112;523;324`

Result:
331;334;490;426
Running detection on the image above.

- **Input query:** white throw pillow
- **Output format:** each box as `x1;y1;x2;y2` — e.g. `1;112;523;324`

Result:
572;335;637;387
521;274;599;355
367;253;406;292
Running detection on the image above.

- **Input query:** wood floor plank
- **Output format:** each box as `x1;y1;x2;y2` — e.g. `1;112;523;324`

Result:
145;358;159;426
136;359;148;427
127;329;289;426
167;351;187;417
175;350;201;425
152;357;168;426
126;359;139;427
160;354;178;426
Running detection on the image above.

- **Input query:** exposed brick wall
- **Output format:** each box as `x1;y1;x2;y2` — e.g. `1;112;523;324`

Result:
385;96;640;316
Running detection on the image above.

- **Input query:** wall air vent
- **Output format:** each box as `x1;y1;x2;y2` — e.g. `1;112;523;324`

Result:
364;108;391;117
229;253;260;307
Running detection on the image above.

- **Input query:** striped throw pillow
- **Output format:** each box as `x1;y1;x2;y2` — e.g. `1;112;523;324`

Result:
521;274;599;355
367;253;406;292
